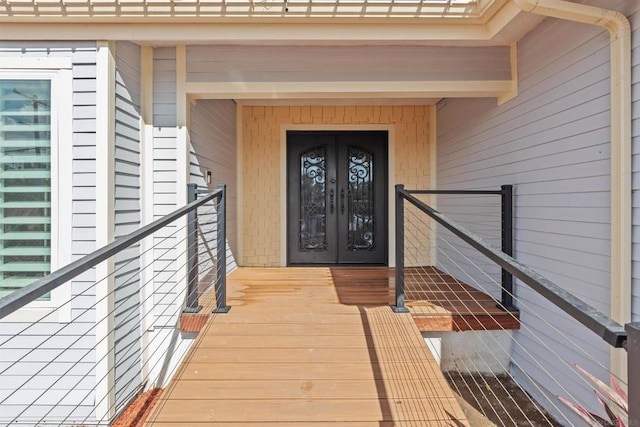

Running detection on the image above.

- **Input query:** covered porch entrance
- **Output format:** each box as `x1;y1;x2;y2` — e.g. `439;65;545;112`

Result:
183;42;516;268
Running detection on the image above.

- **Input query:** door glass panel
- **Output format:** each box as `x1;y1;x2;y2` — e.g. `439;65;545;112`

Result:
347;145;374;251
299;146;327;252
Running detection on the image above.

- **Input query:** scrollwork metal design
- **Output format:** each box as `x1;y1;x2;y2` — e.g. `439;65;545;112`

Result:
347;145;375;251
298;146;327;251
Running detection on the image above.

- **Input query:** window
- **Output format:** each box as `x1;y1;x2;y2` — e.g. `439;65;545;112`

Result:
0;80;53;299
0;58;72;321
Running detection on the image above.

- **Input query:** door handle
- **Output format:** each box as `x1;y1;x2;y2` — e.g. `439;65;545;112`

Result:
329;189;334;214
340;189;345;214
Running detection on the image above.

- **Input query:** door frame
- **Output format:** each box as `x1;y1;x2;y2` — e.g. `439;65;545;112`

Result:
280;124;396;267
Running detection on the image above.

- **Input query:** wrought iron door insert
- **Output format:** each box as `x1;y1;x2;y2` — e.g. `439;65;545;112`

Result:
287;131;388;265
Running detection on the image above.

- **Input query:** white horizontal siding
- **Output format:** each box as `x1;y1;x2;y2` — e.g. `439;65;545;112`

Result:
189;99;238;275
152;125;179;327
436;15;616;424
0;42;98;425
113;41;142;415
186;45;511;83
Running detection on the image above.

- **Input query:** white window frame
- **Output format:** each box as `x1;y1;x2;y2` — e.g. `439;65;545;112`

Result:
0;57;73;323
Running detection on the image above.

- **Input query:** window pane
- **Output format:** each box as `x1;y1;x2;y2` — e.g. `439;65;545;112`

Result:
0;80;52;300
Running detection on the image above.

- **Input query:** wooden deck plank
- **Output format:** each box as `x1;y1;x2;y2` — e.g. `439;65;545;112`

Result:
197;334;375;349
151;398;465;423
209;312;369;324
148;423;417;426
187;347;444;364
202;322;402;336
178;361;448;381
167;379;454;400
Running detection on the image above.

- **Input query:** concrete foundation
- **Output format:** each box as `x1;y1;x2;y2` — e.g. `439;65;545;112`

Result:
422;330;514;374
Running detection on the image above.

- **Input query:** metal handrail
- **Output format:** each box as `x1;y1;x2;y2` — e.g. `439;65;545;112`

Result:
0;185;224;319
394;184;627;348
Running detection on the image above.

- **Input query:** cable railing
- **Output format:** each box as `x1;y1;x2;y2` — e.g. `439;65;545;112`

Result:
394;184;637;426
0;184;228;426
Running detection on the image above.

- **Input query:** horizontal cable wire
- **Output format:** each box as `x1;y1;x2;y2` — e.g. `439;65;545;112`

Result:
83;247;222;425
402;210;560;425
3;207;205;423
1;198;223;426
401;197;623;426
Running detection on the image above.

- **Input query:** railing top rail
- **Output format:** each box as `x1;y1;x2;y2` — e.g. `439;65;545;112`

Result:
407;189;505;195
397;185;627;349
0;187;223;320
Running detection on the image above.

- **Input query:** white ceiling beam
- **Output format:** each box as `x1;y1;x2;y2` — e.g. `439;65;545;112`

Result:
0;22;499;42
186;80;513;99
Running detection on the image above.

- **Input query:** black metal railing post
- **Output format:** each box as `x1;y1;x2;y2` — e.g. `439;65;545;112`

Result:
183;183;202;313
392;184;409;313
627;322;640;425
213;183;231;313
500;184;515;311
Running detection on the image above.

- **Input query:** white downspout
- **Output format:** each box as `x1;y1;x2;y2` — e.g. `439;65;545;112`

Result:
511;0;631;381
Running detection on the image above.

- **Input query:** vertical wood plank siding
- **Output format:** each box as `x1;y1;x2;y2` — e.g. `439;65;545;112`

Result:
186;45;511;83
113;41;142;415
189;99;238;272
436;15;618;422
0;42;98;424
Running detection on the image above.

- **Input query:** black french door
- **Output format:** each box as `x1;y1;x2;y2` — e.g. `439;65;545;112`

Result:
287;131;388;265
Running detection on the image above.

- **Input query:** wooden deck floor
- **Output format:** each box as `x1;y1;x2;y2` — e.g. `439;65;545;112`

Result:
147;267;470;426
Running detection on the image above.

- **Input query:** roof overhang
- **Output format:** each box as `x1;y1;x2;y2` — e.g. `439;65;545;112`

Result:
0;0;501;21
0;0;545;45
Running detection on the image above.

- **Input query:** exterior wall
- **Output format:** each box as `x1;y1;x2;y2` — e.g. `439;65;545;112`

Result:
146;47;194;392
189;99;238;271
113;41;142;414
0;42;98;424
436;5;640;421
186;45;511;83
145;48;241;395
241;105;432;267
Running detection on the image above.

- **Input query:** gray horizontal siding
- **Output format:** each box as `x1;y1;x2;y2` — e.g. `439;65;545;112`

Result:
153;47;176;128
436;15;615;424
0;42;98;425
189;99;238;275
114;41;143;415
186;45;511;83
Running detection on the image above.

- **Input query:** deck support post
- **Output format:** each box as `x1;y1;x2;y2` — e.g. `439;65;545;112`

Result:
393;184;409;313
500;184;515;311
183;183;202;313
213;183;231;313
626;322;640;425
